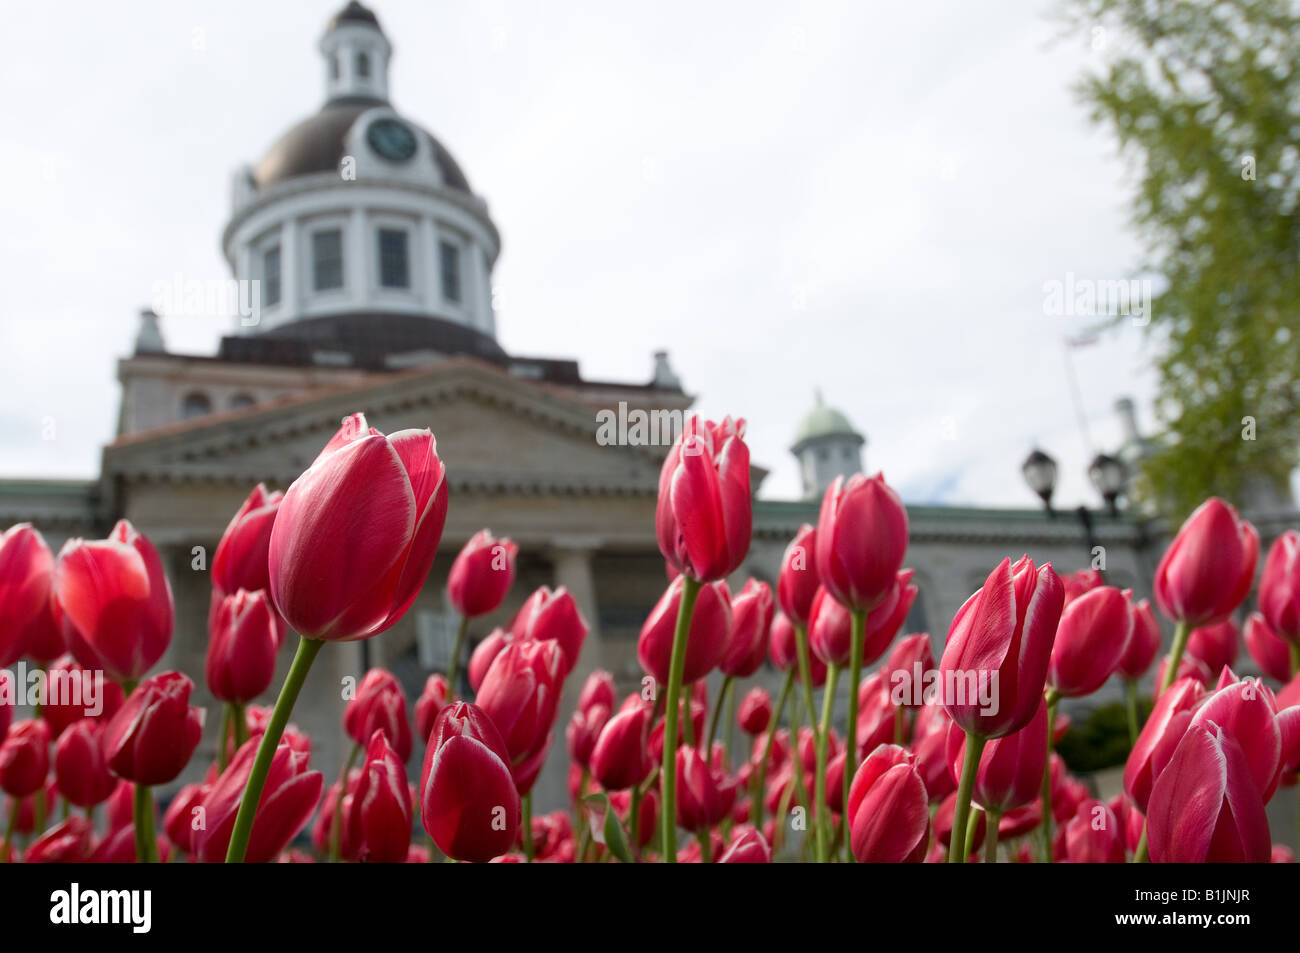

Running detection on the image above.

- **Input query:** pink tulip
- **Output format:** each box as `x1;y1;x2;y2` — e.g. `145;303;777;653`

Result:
1117;597;1161;680
815;473;909;613
1260;530;1300;643
447;530;518;619
103;672;203;786
861;570;918;666
508;586;589;675
1124;676;1206;812
638;577;731;685
1047;586;1134;698
347;730;413;863
1245;612;1293;683
718;824;772;863
737;688;772;735
1153;498;1257;626
1059;799;1126;863
206;589;278;704
777;524;820;627
846;745;930;862
268;412;448;642
720;580;773;677
0;524;54;666
882;633;935;709
945;694;1048;815
211;483;286;645
343;669;412;765
1185;619;1240;677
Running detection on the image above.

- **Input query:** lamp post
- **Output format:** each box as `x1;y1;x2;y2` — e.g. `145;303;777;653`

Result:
1021;449;1059;516
1022;447;1130;579
1087;452;1127;517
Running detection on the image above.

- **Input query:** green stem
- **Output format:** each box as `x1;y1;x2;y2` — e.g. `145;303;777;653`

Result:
659;576;701;863
792;624;819;754
225;635;325;863
1159;620;1191;695
1290;642;1300;680
232;702;248;748
751;670;793;832
843;610;865;862
134;784;158;863
949;730;987;863
1124;678;1140;749
986;810;1001;863
1040;690;1059;863
34;788;46;837
706;675;733;753
1133;824;1149;863
965;806;984;861
522;792;533;862
1;805;16;862
629;783;643;859
328;742;362;863
814;663;840;863
218;703;232;772
697;829;712;863
723;674;738;769
448;614;470;694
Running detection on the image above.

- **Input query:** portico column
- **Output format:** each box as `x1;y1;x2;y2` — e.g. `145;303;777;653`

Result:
550;536;601;681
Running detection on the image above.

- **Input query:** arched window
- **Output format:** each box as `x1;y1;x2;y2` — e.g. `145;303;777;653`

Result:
181;392;212;420
356;52;370;78
229;393;256;410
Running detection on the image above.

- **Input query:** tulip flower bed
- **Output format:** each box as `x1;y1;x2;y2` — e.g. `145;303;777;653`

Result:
1;410;1299;864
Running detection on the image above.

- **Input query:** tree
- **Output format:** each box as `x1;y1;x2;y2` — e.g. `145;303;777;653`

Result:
1064;0;1300;519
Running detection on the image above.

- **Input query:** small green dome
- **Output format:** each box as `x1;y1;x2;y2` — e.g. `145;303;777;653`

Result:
792;392;862;449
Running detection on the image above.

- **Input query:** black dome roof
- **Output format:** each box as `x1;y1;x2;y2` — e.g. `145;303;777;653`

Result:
252;98;472;193
327;1;382;33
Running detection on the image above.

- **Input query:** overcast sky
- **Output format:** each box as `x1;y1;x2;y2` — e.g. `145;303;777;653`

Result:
0;0;1161;508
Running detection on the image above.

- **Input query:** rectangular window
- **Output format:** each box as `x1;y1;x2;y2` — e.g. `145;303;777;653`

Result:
439;240;462;304
312;229;344;291
262;246;281;307
378;228;409;288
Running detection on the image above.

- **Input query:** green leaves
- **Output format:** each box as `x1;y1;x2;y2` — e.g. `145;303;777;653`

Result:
583;792;633;863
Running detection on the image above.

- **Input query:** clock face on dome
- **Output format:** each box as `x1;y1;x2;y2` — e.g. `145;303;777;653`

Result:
367;118;417;161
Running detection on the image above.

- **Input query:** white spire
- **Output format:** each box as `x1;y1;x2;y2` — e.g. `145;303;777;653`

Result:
319;2;392;103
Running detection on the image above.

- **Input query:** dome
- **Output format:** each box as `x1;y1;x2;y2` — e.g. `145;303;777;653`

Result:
252;99;472;193
791;393;863;451
327;0;381;32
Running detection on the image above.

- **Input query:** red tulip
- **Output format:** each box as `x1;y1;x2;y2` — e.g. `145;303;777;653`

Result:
815;472;909;613
883;633;935;709
1260;530;1300;643
347;730;413;863
768;612;827;686
0;672;10;747
197;737;324;863
1153;498;1258;626
206;589;278;704
312;770;360;860
39;654;125;739
720;580;773;677
577;671;616;715
0;720;50;798
846;744;930;862
475;638;564;772
590;697;654;790
211;483;285;644
777;524;820;626
1185;619;1240;677
718;824;771;863
675;745;738;832
912;702;957;802
1117;597;1161;680
655;415;752;583
1059;799;1126;863
163;781;209;856
861;569;918;666
0;524;54;666
24;817;94;863
467;627;511;694
1245;613;1293;683
53;719;116;808
1061;568;1104;606
1047;586;1134;698
1124;676;1206;812
1107;792;1147;854
939;556;1064;738
508;586;589;675
1189;677;1286;800
856;672;897;758
737;688;772;735
1153;653;1213;699
415;673;450;743
89;822;171;863
55;519;174;684
945;694;1048;815
420;702;521;863
609;786;659;848
343;669;412;764
807;586;853;667
103;672;202;786
448;530;518;619
637;577;731;685
268;412;448;642
566;701;610;772
17;590;64;667
1146;721;1270;862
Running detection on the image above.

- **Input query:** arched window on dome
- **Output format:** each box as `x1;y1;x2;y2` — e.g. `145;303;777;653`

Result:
356;52;370;79
181;392;212;420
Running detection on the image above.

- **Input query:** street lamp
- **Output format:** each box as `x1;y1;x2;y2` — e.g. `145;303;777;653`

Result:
1087;452;1127;517
1022;448;1058;515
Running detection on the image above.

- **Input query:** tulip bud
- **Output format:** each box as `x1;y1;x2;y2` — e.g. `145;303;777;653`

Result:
591;697;654;790
720;580;773;677
1124;676;1205;812
0;720;50;798
415;673;450;743
206;589;278;704
566;701;610;772
815;473;909;613
163;781;209;856
198;737;323;863
656;416;752;583
421;702;521;862
718;824;772;863
577;670;616;715
476;638;564;771
1059;799;1126;863
1153;497;1258;627
0;524;54;666
638;577;731;685
54;718;116;808
268;413;448;642
347;730;414;863
508;586;589;675
103;672;203;786
1260;530;1300;644
912;702;957;802
1189;677;1285;800
777;525;820;626
1117;597;1161;680
945;695;1048;815
448;530;518;619
211;483;286;645
1185;619;1240;677
1047;586;1134;698
883;633;935;709
675;745;738;832
737;688;772;735
17;590;64;668
24;817;94;863
808;586;852;667
768;612;827;686
56;519;174;684
343;669;412;764
1147;721;1270;862
1245;613;1293;683
939;556;1064;738
39;654;125;739
847;744;930;862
